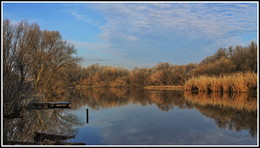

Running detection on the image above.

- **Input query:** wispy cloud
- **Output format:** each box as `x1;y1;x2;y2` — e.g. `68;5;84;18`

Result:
66;2;257;67
65;2;257;45
92;3;256;45
63;3;104;26
66;9;93;24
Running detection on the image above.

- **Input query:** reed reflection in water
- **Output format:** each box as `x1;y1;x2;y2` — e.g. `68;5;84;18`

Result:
183;91;257;138
64;88;257;145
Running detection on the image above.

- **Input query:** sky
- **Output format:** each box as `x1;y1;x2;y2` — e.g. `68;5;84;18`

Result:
2;1;258;69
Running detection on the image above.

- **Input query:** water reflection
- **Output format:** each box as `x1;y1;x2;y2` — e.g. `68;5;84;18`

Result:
183;92;257;111
183;91;257;138
3;97;82;145
65;88;193;111
4;88;257;145
64;88;257;139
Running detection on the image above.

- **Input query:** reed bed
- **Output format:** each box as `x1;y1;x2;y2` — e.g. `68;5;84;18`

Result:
183;91;257;111
184;72;257;93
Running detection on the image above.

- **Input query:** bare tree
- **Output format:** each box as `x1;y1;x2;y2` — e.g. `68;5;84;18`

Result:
3;20;33;111
3;19;81;104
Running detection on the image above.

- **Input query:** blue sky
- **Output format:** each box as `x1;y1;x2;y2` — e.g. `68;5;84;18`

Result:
2;2;258;69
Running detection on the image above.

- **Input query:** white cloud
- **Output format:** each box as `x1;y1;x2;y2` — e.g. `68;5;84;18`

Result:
66;3;256;45
67;9;93;23
63;4;101;26
91;3;257;43
67;3;257;67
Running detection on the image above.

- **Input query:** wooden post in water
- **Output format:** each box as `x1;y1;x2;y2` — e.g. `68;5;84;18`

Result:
86;109;88;123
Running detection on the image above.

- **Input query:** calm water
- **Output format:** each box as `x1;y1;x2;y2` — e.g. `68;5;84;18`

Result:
65;88;257;145
4;88;257;145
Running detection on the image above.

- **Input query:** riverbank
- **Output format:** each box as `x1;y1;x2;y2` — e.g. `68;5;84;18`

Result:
143;85;184;90
69;85;128;89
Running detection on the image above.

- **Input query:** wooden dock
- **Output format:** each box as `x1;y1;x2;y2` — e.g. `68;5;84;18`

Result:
28;102;71;109
47;102;71;108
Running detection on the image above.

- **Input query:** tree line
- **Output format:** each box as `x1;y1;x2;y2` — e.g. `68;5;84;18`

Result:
3;19;258;101
67;63;197;88
68;41;257;88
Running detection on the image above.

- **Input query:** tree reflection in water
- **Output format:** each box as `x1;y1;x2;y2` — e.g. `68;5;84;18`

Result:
5;88;256;144
64;88;257;137
3;97;82;144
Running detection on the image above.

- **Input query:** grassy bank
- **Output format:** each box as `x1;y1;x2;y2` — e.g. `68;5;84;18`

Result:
143;85;184;90
184;72;257;93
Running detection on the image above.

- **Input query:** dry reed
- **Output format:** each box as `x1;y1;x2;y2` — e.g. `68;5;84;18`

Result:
184;72;257;93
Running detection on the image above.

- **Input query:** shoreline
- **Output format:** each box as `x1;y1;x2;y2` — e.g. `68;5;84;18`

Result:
143;85;184;90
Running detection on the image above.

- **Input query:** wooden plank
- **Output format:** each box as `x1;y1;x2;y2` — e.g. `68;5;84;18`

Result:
34;131;74;142
48;102;70;105
27;107;71;110
47;102;70;108
28;102;71;109
30;102;71;105
30;102;48;108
